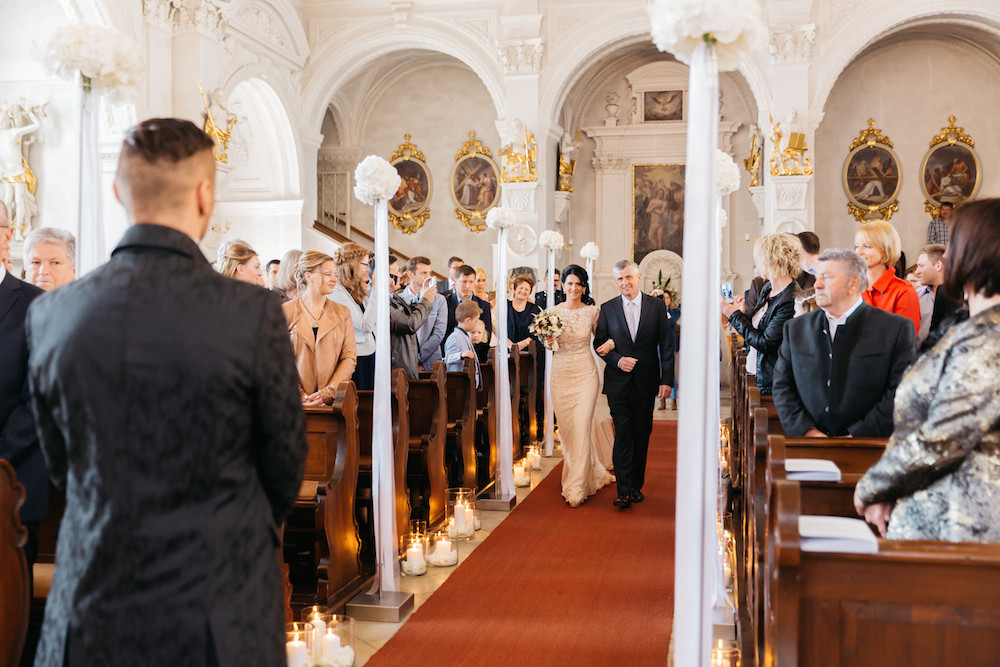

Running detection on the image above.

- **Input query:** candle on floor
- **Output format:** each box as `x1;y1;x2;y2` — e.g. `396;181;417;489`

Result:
309;612;326;652
514;462;529;486
464;504;475;533
286;632;307;667
454;499;467;532
406;540;425;569
322;627;341;658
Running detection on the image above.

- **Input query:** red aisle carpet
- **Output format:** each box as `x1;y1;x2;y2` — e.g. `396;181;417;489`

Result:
368;422;677;666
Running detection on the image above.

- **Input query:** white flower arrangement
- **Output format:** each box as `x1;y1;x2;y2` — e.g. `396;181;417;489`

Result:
648;0;767;72
580;241;600;261
539;230;565;251
719;208;729;228
485;206;517;230
44;23;144;103
715;149;741;196
353;155;401;205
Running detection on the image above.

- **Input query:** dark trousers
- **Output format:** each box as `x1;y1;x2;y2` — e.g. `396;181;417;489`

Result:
352;353;376;391
608;386;655;496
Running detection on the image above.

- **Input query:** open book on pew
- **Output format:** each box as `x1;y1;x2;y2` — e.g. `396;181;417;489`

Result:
798;515;878;554
784;458;841;482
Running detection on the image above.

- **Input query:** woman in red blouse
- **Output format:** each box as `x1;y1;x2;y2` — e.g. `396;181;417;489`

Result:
855;220;920;336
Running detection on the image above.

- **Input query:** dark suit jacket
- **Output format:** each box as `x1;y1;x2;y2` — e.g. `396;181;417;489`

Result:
0;271;46;523
728;281;797;393
27;224;308;666
535;289;565;310
594;292;675;397
918;285;964;354
772;302;915;437
443;291;492;349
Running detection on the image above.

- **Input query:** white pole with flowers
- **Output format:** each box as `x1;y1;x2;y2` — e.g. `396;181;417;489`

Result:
539;230;564;457
486;207;518;499
348;156;414;620
648;0;767;663
580;242;600;291
45;23;143;276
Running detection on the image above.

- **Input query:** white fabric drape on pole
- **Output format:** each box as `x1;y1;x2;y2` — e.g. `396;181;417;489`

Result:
372;198;399;594
542;249;555;456
494;230;515;496
77;85;104;276
673;40;720;666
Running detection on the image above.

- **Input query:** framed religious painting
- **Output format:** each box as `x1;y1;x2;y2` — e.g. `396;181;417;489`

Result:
643;90;684;122
388;134;431;234
920;115;981;216
452;131;500;232
842;119;901;223
633;163;685;265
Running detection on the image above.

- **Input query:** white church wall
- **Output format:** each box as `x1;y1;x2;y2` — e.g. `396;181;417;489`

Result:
815;37;1000;264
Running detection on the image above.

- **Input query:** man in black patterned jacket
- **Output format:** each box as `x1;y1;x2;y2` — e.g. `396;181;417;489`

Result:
27;119;307;666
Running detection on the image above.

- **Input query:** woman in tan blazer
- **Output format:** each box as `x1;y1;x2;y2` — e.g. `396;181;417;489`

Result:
283;251;357;405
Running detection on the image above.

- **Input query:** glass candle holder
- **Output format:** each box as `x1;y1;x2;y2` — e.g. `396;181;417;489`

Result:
446;487;476;540
513;460;531;487
426;529;459;567
285;622;314;667
526;446;542;470
711;639;740;667
313;615;356;667
400;532;427;576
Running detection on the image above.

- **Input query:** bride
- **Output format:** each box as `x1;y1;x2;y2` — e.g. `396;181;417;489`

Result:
546;265;613;507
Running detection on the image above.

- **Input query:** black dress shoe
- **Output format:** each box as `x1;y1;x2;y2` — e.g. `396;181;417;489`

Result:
629;490;644;503
614;495;632;509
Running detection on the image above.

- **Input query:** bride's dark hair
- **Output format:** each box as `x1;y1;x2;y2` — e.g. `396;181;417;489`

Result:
561;264;595;305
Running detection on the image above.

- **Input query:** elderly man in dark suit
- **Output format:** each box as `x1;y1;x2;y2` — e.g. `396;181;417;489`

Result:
0;200;46;587
772;248;915;438
594;260;674;508
26;119;307;666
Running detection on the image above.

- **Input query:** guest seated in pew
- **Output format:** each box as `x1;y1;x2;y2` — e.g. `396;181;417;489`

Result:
284;251;357;405
854;199;1000;541
772;248;915;438
444;301;482;389
443;264;492;361
26;118;308;665
508;273;541;353
386;254;435;379
272;248;302;302
23;226;77;290
914;243;965;353
721;233;801;394
217;239;265;286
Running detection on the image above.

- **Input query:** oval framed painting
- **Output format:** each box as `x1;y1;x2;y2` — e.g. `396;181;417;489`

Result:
920;141;981;207
842;143;902;214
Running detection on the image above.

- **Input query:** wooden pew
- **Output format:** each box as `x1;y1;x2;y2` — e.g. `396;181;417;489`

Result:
477;352;497;490
0;460;29;667
506;346;523;466
443;357;478;491
407;362;448;527
516;343;538;453
355;370;410;574
764;479;1000;666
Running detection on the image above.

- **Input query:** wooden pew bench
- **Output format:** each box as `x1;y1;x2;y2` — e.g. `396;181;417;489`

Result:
440;358;478;491
477;352;497;490
406;362;448;527
764;479;1000;666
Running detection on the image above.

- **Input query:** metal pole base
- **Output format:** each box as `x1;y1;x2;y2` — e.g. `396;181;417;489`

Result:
478;491;517;511
345;590;414;623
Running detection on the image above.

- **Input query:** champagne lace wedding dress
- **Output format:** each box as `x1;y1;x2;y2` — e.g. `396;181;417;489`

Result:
550;305;613;506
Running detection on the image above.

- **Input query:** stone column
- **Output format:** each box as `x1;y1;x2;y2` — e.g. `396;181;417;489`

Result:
171;0;227;124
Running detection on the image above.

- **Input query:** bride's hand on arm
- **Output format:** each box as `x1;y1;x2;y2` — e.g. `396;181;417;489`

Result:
595;340;614;356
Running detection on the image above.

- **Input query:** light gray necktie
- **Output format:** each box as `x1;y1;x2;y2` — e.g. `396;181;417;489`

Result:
626;300;638;341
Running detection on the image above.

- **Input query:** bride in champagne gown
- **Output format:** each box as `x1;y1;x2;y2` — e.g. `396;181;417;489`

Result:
548;265;613;507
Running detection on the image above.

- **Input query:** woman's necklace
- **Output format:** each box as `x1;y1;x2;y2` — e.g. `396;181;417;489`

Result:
301;298;326;327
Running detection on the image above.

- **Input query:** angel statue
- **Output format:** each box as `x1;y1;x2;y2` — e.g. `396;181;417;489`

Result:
0;103;43;240
558;130;581;192
200;85;238;163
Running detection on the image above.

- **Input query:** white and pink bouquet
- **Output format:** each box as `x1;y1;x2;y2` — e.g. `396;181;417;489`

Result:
529;310;565;351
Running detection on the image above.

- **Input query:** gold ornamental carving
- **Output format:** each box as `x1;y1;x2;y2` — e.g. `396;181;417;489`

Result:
743;125;762;187
199;83;237;164
387;134;431;235
499;121;538;183
768;114;813;177
452;131;501;232
842;119;902;223
557;130;580;192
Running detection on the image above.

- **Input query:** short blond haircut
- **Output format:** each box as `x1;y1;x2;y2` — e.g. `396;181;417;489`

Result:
855;220;901;267
217;241;257;279
752;233;802;280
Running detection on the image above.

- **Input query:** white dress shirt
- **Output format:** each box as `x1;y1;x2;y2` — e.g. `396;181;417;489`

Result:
824;297;864;342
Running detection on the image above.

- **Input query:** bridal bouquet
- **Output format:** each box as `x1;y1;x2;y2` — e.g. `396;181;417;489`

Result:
530;310;565;351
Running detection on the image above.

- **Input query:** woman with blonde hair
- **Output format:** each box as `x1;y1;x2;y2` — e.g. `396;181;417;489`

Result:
272;248;303;302
721;233;801;393
218;240;264;286
855;220;920;336
474;267;490;302
329;242;375;390
283;251;357;405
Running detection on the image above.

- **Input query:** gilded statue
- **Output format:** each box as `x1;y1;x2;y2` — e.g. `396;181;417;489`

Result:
743;125;761;187
768;112;813;177
558;130;581;192
200;84;238;164
499;119;538;183
0;101;43;240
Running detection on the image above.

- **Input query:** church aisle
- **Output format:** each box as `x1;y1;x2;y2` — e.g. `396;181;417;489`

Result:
364;423;677;666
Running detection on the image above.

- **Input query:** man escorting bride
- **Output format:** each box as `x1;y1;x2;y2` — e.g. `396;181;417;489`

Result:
544;265;613;507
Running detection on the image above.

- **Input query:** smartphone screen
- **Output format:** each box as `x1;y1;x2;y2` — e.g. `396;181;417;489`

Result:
721;282;734;303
